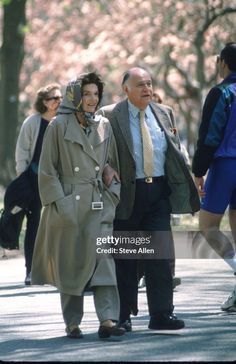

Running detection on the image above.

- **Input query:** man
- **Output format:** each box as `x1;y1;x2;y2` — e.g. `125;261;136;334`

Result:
192;43;236;312
99;67;199;331
138;89;182;290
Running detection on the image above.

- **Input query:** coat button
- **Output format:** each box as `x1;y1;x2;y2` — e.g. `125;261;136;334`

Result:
75;195;80;200
74;167;80;172
95;166;100;171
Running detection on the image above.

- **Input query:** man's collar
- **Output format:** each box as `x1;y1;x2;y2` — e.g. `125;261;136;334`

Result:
127;100;151;118
223;71;236;83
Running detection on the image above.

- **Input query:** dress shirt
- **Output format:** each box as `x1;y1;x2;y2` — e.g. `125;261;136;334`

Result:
128;100;167;178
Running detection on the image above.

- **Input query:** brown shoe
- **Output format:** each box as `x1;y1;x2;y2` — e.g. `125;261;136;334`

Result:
98;324;125;339
66;327;83;339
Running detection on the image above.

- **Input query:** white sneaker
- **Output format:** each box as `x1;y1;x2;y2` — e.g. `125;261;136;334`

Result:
221;284;236;312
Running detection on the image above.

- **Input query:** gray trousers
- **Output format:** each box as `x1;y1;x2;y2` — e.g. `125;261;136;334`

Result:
60;286;120;329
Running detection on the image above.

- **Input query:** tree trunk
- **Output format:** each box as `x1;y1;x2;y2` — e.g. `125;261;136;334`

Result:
0;0;27;186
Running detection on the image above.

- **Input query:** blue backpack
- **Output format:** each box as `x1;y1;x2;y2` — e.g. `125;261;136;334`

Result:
214;83;236;158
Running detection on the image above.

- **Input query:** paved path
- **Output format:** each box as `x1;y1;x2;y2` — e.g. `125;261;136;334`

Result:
0;249;235;362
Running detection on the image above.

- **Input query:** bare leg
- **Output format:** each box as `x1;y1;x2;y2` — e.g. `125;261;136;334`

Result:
199;209;234;258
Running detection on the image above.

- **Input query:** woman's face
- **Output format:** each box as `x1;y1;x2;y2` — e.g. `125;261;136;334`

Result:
82;83;99;113
44;88;62;114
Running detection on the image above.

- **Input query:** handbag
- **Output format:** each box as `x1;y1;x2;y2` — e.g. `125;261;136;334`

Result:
0;168;35;250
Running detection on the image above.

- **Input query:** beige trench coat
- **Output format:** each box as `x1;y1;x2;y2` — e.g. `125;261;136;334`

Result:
31;114;120;296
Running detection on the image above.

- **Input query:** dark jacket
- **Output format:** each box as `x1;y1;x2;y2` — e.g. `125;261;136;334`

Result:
98;100;200;219
0;170;34;250
192;72;236;177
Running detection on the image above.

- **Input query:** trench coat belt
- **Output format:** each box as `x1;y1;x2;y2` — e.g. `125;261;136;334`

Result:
59;175;103;192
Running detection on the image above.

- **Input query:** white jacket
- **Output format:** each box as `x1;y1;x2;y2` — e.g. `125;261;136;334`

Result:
15;113;41;174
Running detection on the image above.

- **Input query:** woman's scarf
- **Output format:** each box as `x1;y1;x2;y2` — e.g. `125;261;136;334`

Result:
57;76;101;129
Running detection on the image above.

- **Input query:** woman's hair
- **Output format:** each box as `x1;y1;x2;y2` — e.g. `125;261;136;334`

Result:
79;72;104;106
34;83;61;113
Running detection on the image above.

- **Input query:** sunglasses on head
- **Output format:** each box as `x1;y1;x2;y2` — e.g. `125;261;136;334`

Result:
46;96;63;101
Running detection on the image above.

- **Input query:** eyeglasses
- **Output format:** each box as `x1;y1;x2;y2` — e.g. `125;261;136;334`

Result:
46;96;63;101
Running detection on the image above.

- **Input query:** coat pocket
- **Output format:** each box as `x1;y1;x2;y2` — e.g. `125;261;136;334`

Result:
101;187;119;227
103;180;120;207
52;194;77;226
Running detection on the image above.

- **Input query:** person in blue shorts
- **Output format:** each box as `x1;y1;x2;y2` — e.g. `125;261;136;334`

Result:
192;42;236;312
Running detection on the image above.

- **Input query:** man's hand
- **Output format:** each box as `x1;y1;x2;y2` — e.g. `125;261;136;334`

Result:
103;164;120;187
194;176;205;198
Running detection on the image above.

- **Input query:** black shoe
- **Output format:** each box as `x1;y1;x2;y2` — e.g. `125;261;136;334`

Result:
66;327;83;339
173;277;181;289
98;324;126;339
24;272;31;286
148;313;185;330
118;318;132;332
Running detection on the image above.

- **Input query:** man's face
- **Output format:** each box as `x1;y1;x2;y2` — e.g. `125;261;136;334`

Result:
216;55;227;79
123;69;153;110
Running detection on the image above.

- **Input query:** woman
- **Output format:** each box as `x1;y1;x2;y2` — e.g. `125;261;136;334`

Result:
31;72;125;339
15;83;62;285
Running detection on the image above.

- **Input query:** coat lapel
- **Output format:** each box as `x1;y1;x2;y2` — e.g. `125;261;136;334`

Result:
114;100;135;159
64;115;99;163
91;118;110;148
150;103;177;145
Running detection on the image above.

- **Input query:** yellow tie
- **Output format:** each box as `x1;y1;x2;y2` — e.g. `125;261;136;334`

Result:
139;110;154;177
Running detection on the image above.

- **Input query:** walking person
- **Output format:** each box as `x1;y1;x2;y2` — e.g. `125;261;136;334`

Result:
138;89;183;290
31;72;125;339
15;83;62;285
192;42;236;312
99;67;200;331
